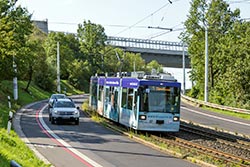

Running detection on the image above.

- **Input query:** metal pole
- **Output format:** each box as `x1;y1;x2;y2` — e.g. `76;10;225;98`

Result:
10;160;21;167
8;96;11;109
182;43;186;95
57;42;61;93
13;56;18;100
204;26;209;102
7;111;13;134
133;60;136;72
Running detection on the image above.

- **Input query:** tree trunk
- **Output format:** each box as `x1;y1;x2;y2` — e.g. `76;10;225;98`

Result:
25;65;33;92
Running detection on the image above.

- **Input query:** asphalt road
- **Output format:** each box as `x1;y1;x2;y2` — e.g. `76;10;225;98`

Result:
181;102;250;137
14;95;199;167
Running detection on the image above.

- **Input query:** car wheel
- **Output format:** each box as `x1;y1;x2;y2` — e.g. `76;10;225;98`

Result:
51;117;55;124
75;118;79;125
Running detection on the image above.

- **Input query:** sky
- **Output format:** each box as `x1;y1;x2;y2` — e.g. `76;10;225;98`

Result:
16;0;250;42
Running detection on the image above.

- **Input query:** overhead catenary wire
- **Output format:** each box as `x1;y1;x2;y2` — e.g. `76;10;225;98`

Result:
49;22;149;29
114;1;173;36
148;28;184;40
145;22;184;40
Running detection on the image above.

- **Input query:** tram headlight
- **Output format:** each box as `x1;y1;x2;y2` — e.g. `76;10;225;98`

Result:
173;116;179;122
139;115;147;120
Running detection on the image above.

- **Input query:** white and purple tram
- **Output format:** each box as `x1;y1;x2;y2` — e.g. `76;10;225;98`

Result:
89;72;181;132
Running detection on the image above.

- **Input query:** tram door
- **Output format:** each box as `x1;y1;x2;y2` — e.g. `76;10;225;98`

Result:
113;88;119;122
132;89;139;128
133;89;138;120
97;85;104;115
103;86;109;117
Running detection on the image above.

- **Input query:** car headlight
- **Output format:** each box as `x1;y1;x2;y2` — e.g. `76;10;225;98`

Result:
74;110;79;115
54;110;58;114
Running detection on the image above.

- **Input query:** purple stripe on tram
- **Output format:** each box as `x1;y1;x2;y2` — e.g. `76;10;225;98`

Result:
121;78;139;88
105;78;120;86
98;77;105;85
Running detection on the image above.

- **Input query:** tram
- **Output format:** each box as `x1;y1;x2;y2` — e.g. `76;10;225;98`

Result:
89;71;181;132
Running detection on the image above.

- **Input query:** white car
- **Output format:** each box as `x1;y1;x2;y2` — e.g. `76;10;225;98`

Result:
48;94;67;108
49;98;80;125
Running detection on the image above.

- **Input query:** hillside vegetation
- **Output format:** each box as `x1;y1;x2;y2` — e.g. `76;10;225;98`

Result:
183;0;250;109
0;80;82;166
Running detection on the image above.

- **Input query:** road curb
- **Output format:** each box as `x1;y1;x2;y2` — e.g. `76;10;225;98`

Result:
12;100;53;166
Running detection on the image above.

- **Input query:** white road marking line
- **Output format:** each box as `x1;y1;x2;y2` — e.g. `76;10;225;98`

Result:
181;107;250;127
39;105;103;167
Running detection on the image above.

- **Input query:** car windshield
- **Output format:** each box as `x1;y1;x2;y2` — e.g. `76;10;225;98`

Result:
54;101;75;108
52;94;65;99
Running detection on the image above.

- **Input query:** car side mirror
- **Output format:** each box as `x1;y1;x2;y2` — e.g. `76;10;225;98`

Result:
77;106;80;110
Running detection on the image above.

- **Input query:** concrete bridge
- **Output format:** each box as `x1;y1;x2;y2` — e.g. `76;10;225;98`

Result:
107;36;190;68
33;20;190;68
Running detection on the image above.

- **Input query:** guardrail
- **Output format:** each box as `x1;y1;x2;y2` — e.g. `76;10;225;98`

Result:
181;94;250;114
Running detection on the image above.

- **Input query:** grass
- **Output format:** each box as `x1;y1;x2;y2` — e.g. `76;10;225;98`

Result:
61;80;83;95
201;106;250;120
0;80;83;167
0;129;50;167
182;97;250;120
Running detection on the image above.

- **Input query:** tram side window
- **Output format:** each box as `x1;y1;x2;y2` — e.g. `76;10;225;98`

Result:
90;82;97;103
110;87;114;106
134;90;138;108
121;88;127;108
127;88;133;110
105;87;109;102
139;93;148;112
98;86;103;101
170;87;180;106
114;90;118;108
92;85;97;97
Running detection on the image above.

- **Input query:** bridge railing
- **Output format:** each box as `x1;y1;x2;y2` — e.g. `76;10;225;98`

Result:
107;36;187;51
49;32;188;52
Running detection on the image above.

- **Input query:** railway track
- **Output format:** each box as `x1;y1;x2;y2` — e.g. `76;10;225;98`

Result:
86;110;250;166
158;121;250;166
120;124;249;166
150;133;250;167
179;122;250;159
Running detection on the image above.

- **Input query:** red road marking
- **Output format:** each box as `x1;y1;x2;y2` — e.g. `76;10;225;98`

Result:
35;107;94;167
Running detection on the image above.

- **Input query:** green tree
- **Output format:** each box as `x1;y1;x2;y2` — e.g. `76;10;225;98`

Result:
146;60;163;74
123;52;146;72
182;0;240;100
77;20;107;74
213;21;250;108
43;32;83;90
68;59;90;92
0;0;32;80
44;32;79;79
20;25;49;92
106;48;146;74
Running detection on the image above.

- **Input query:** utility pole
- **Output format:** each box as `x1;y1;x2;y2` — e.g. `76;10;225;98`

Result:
115;51;124;77
182;43;186;95
13;56;18;100
57;42;61;93
204;26;209;102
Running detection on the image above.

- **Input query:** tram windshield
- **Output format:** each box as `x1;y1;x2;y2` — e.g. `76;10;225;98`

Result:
139;86;180;113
